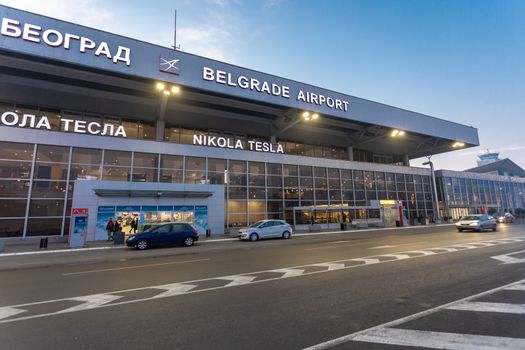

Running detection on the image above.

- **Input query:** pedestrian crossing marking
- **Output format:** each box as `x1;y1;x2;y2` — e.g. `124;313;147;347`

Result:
302;278;525;350
447;301;525;315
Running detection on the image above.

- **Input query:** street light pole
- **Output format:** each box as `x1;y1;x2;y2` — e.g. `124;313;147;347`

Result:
423;156;442;224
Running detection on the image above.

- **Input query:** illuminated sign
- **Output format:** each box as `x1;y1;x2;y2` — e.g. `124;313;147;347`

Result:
202;67;349;112
0;16;131;66
193;135;284;153
0;111;127;138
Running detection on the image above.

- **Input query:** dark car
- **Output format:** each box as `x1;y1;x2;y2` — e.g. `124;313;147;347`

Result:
126;222;199;250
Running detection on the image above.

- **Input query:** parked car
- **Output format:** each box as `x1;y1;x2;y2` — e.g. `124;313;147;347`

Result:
496;213;515;223
456;214;497;232
126;222;199;250
238;220;292;241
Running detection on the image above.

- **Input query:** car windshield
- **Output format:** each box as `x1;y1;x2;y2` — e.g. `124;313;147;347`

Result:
461;215;481;221
249;221;266;228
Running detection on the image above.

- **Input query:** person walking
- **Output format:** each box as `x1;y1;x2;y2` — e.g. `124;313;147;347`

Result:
105;218;114;241
130;216;138;233
112;220;121;241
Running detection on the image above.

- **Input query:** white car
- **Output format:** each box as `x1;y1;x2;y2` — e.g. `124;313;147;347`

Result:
456;214;497;232
238;220;292;241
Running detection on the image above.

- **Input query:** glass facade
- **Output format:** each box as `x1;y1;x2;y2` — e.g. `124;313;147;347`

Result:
0;140;437;237
437;173;525;220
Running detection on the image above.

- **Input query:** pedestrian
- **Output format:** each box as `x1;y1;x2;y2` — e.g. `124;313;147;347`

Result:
112;220;121;241
130;216;138;233
105;218;114;241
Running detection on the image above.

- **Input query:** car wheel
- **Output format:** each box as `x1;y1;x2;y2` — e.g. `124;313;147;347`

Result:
492;226;497;232
183;236;194;247
249;233;259;241
457;228;463;232
282;231;291;239
136;239;149;250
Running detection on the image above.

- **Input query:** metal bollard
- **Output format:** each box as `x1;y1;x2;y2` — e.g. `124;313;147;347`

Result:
39;237;48;249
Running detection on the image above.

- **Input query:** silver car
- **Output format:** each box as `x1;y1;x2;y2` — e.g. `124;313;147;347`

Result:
456;214;497;232
496;213;515;223
238;220;293;241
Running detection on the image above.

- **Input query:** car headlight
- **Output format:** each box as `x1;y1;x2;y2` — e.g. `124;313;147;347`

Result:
128;236;136;241
455;222;461;226
469;222;478;226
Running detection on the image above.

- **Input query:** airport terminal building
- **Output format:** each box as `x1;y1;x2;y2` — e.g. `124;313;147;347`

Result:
1;6;523;240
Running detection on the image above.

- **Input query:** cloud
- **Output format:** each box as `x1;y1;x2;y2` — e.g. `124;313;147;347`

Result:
0;0;113;28
176;7;239;62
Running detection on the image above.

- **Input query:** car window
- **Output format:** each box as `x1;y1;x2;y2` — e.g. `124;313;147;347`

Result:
249;220;265;228
462;215;480;220
260;222;272;228
270;221;280;226
170;224;187;232
154;224;172;234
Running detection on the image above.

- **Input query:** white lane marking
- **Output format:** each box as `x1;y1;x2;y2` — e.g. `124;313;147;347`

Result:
352;328;525;350
58;294;122;313
491;250;525;265
269;268;305;278
407;250;436;256
217;275;257;287
1;237;523;325
369;245;397;249
447;301;525;314
312;263;346;271
449;244;480;249
152;283;198;298
0;246;120;257
380;254;411;260
0;307;26;320
505;284;525;291
350;257;381;264
430;247;459;252
301;278;525;350
62;258;211;276
327;241;349;244
293;223;455;238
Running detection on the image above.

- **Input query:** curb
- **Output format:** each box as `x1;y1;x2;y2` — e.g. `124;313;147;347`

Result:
0;224;455;258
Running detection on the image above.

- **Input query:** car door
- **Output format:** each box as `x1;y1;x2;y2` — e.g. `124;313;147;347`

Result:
151;224;172;246
168;223;188;244
258;221;273;238
270;220;284;237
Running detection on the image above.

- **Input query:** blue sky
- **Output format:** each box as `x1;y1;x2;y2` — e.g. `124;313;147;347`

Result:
2;0;524;171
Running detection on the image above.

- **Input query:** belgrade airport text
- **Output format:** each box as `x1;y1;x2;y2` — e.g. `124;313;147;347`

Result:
203;67;349;112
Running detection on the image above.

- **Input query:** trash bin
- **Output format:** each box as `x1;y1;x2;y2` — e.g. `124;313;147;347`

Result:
340;223;347;231
395;220;401;227
205;228;211;238
113;232;125;245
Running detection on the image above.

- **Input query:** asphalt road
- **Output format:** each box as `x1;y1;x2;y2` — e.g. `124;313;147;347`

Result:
1;223;525;349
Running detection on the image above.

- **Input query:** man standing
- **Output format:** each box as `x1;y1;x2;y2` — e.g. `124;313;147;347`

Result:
105;218;114;241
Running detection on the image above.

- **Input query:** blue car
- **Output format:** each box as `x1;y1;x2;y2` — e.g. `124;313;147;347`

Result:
126;222;199;250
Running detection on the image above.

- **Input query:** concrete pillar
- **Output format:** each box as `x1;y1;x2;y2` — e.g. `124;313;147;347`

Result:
403;154;410;166
347;146;354;161
156;120;165;142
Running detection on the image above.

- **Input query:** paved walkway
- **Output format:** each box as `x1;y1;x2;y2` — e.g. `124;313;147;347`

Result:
0;223;458;257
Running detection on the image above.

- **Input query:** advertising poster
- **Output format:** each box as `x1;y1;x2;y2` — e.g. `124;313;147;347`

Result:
194;206;208;236
69;208;88;248
96;206;116;240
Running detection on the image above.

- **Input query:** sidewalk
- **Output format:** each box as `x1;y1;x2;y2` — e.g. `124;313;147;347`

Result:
0;223;455;257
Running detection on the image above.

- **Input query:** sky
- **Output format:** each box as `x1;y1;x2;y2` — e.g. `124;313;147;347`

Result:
1;0;524;171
